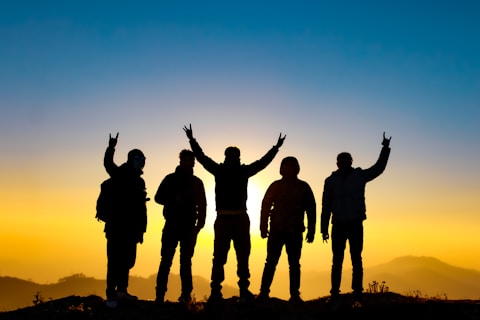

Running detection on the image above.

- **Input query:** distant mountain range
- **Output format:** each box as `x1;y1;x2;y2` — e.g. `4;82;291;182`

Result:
1;256;479;311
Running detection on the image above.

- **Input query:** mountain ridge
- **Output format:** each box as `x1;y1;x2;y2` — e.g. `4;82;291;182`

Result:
1;255;479;311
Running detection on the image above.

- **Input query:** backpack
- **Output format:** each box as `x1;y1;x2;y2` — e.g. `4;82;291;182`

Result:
95;178;118;222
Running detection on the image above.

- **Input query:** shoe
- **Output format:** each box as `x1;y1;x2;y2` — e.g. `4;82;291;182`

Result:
178;294;192;305
256;292;270;303
105;298;117;308
117;291;138;301
327;294;341;312
352;292;364;308
155;295;165;306
288;295;304;305
207;291;223;304
238;290;255;304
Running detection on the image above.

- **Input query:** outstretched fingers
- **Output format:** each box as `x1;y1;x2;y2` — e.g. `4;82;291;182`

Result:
276;133;286;148
183;124;194;139
108;132;119;147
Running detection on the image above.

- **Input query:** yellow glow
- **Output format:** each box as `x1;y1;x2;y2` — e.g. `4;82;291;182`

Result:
246;182;264;236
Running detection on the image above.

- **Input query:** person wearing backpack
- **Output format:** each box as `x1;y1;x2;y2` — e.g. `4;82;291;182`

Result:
154;149;207;305
101;133;148;308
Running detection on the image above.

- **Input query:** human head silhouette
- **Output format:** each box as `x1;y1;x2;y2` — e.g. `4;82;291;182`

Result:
127;149;145;170
179;149;195;169
336;152;353;171
224;146;240;165
280;156;300;178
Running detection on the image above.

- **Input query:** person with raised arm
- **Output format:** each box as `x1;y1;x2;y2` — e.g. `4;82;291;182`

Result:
102;133;148;308
183;124;285;304
321;133;391;308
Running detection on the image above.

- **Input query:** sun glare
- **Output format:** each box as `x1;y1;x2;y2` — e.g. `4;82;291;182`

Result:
247;182;265;236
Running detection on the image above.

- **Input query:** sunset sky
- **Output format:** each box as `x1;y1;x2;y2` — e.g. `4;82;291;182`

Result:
1;1;479;298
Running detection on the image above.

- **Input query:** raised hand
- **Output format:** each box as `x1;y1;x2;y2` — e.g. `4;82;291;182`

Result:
275;133;286;148
183;124;194;140
382;132;391;148
109;132;119;148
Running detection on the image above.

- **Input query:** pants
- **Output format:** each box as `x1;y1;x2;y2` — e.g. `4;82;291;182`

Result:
330;222;364;295
156;224;197;298
260;230;303;297
210;213;251;293
106;237;137;298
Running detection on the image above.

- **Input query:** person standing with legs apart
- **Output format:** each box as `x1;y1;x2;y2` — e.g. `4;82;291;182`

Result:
321;132;391;308
101;133;148;308
257;157;316;305
154;149;207;305
183;124;285;304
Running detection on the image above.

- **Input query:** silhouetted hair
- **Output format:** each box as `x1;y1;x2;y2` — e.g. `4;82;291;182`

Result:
127;149;145;162
224;146;240;158
179;149;194;160
337;152;352;163
280;156;300;176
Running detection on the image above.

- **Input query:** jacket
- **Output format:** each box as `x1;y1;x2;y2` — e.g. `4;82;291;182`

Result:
321;146;390;234
189;138;279;213
260;177;316;234
154;165;206;228
103;146;148;241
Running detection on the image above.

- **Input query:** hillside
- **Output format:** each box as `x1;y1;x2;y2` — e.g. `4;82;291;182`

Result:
1;256;479;312
0;273;237;312
0;292;478;320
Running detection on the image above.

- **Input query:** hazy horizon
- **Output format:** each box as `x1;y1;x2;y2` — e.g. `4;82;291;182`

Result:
1;1;479;298
1;255;479;312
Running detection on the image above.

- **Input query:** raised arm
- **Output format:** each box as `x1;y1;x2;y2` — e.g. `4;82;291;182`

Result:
104;132;119;177
363;132;391;182
275;133;286;148
246;133;286;176
183;124;194;140
183;124;219;174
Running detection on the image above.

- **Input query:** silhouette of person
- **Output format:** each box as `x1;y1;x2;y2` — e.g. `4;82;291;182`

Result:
154;149;207;305
102;133;148;308
257;156;316;304
183;124;285;303
321;132;391;306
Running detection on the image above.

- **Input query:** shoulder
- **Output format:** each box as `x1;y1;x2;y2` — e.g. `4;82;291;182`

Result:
265;180;281;191
324;172;336;182
297;179;312;188
192;175;204;184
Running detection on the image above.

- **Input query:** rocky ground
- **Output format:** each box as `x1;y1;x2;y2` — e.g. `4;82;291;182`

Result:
0;292;479;320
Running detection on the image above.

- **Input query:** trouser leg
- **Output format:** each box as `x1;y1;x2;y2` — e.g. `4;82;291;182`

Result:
156;228;178;298
285;232;303;297
349;223;364;294
260;231;283;295
233;214;251;293
107;237;137;296
330;224;347;295
179;230;196;296
211;217;231;293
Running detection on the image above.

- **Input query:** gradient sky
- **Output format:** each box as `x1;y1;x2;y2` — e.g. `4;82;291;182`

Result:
1;1;479;297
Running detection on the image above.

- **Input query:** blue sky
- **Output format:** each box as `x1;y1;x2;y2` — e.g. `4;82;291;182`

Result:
0;1;479;287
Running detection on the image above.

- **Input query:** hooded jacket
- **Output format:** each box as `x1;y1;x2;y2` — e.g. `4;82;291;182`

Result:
260;177;316;234
321;146;390;234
